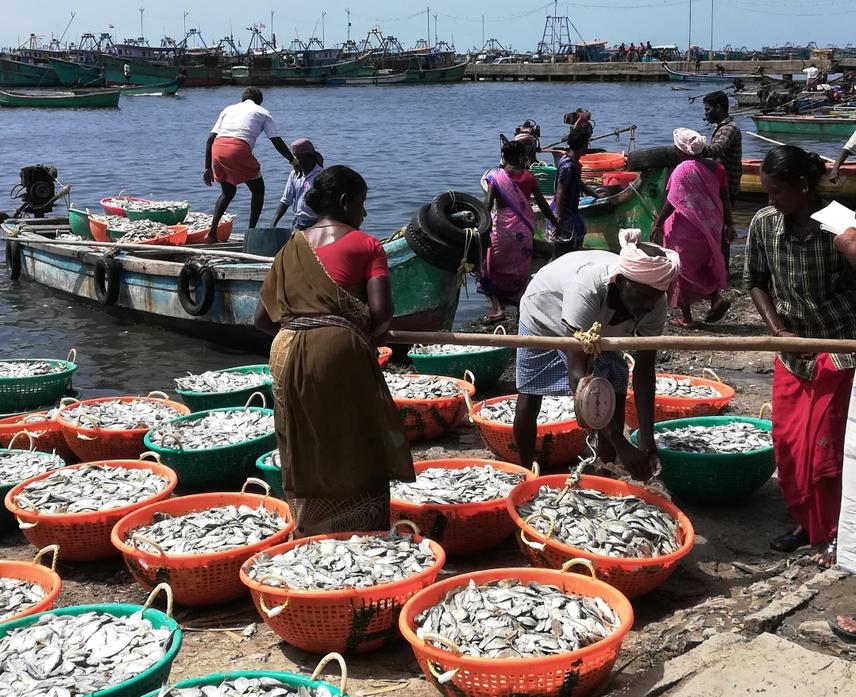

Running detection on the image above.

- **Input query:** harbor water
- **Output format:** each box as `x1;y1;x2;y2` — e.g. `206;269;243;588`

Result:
0;82;845;395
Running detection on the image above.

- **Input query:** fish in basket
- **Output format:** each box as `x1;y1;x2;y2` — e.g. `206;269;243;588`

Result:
0;432;66;531
0;545;62;623
625;370;736;428
384;374;475;441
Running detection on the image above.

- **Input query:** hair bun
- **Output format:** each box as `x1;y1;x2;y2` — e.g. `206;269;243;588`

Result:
807;152;828;177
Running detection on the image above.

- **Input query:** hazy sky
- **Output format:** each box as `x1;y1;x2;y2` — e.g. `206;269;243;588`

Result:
5;0;853;53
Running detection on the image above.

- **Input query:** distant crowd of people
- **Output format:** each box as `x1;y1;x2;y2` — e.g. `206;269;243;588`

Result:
614;41;655;62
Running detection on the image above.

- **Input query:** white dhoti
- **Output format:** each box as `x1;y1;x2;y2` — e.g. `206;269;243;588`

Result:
837;381;856;573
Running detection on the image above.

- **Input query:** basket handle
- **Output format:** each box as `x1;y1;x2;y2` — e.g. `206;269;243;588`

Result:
240;477;271;497
32;545;60;572
390;519;421;536
146;391;170;401
66;348;77;365
259;594;290;618
138;451;163;464
462;369;476;388
561;558;597;579
421;632;461;685
758;402;772;420
463;392;476;424
623;352;636;371
15;497;38;529
493;325;507;335
75;413;100;439
59;397;79;408
8;431;35;451
701;367;722;383
132;533;167;558
311;652;348;695
142;582;174;618
519;512;554;551
245;391;267;409
531;460;540;478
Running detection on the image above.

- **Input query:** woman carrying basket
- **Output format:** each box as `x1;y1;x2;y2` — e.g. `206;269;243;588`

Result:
254;165;415;537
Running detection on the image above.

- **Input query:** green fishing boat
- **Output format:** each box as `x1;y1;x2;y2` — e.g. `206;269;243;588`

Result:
0;57;61;88
0;89;121;108
48;57;104;87
751;114;856;138
405;60;468;84
98;55;221;87
120;80;180;96
233;54;372;86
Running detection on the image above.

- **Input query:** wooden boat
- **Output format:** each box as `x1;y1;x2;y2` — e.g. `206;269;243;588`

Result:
740;158;856;203
119;80;180;96
405;60;468;84
663;63;755;83
97;55;222;87
229;54;372;87
2;222;464;350
0;89;121;108
325;70;408;86
750;113;856;137
47;57;104;87
0;57;61;88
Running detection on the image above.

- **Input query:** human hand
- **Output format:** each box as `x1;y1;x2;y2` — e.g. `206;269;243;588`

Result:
724;223;737;242
776;329;814;361
829;168;840;184
623;446;655;481
203;168;213;186
650;222;664;244
834;227;856;265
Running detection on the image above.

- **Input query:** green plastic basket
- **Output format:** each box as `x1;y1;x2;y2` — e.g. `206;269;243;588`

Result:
0;448;66;531
140;669;344;697
67;208;94;239
144;407;276;490
408;347;511;391
632;416;775;503
0;597;182;697
255;448;283;499
530;162;557;197
126;204;189;225
0;355;77;414
176;365;274;412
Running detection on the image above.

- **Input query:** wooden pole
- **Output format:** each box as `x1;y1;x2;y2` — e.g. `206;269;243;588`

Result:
386;330;856;354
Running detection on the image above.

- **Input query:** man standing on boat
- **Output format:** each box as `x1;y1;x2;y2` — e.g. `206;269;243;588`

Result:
203;87;294;244
123;63;131;85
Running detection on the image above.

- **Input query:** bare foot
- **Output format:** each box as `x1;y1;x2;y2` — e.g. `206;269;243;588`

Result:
813;539;837;568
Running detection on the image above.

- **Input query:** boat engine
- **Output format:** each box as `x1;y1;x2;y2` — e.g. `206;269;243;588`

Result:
11;165;58;218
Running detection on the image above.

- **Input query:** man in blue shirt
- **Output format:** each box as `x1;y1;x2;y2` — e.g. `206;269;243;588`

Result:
272;139;324;230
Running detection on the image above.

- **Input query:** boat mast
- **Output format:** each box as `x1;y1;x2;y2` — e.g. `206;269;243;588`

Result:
139;7;145;44
687;0;692;59
709;0;714;60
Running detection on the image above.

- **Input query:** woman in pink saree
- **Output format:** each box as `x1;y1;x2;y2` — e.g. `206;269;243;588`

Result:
651;128;736;327
479;139;564;321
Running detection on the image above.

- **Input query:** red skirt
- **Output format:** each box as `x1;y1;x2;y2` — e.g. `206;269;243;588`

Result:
212;136;261;185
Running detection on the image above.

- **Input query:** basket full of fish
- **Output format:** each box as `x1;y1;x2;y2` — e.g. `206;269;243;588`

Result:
384;373;476;441
0;349;78;414
100;195;154;217
174;365;274;412
255;449;283;499
106;217;189;246
112;478;295;606
469;395;586;468
637;416;775;503
4;455;178;561
183;211;235;244
56;393;190;462
143;397;276;489
240;521;446;654
0;406;76;461
508;474;695;598
0;583;182;697
0;433;67;530
407;334;512;390
0;545;61;624
625;370;736;429
399;564;634;697
104;197;190;225
390;458;537;556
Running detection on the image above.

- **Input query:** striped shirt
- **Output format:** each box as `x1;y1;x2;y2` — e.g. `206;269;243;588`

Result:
743;206;856;379
703;116;743;204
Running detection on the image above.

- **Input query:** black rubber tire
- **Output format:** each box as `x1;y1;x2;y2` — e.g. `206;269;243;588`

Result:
426;191;491;246
405;205;482;273
626;146;683;171
93;256;121;305
178;260;216;316
5;240;21;280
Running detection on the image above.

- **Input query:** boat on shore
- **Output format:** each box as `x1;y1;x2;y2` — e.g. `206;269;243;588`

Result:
0;56;61;88
740;158;856;203
0;89;121;108
750;113;856;137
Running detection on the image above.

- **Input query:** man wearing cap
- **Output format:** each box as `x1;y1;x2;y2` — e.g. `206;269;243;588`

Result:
272;139;324;231
512;229;680;480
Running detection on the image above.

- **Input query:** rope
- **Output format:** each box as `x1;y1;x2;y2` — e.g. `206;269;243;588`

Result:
385;225;408;243
573;322;603;358
455;227;479;291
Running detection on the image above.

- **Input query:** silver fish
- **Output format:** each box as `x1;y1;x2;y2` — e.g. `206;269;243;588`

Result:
0;451;65;484
14;464;169;514
479;396;576;425
182;212;234;235
0;361;64;378
0;610;173;697
113;219;172;243
390;465;523;505
416;578;619;658
247;532;434;591
103;198;188;213
129;504;286;555
0;578;46;622
655;421;772;454
518;484;681;558
410;344;496;355
91;214;127;228
61;399;182;430
174;370;270;394
158;677;332;697
655;376;722;399
148;410;274;450
384;374;466;399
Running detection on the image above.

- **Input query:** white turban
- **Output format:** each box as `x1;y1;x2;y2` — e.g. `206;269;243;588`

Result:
673;128;706;156
616;229;681;291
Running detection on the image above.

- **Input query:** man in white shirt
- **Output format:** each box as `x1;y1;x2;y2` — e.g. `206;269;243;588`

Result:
272;138;324;230
203;87;294;243
803;63;820;90
123;63;131;85
830;129;856;184
513;230;680;480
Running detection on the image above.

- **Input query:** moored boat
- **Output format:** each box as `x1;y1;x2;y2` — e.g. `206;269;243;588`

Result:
0;57;61;88
750;113;856;137
0;89;121;108
47;57;104;87
740;158;856;203
119;80;180;96
325;70;408;86
405;60;468;84
663;63;755;83
97;55;221;87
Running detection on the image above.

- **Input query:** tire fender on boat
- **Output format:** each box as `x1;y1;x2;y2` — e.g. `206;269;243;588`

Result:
178;259;216;316
94;255;121;305
405;205;482;273
427;191;491;246
5;240;21;280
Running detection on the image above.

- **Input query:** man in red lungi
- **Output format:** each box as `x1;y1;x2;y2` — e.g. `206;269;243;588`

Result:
203;87;294;243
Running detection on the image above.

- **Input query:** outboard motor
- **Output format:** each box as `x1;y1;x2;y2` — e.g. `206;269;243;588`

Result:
11;165;58;218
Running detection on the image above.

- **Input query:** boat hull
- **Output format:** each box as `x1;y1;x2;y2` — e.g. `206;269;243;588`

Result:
98;56;221;87
0;89;120;108
326;71;408;86
740;158;856;203
405;61;468;83
751;114;856;137
0;57;61;88
48;58;103;87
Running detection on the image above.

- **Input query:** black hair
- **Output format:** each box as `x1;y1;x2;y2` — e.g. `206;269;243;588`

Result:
761;145;827;191
702;90;729;111
565;128;590;151
501;139;526;166
304;165;367;214
241;87;263;104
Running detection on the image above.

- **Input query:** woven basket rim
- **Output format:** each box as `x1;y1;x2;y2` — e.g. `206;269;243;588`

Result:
143;406;274;454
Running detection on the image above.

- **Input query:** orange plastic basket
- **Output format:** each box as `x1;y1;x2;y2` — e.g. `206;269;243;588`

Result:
625;371;736;429
392;375;475;442
390;459;537;556
507;474;695;598
239;521;446;654
0;411;75;461
0;545;62;623
4;455;178;562
377;347;392;368
87;214;112;242
56;393;189;462
112;479;295;607
469;395;586;468
185;216;234;244
399;563;634;697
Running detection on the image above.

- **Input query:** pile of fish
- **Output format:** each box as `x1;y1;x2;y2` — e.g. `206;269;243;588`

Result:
655;376;722;399
128;504;286;555
60;399;183;430
103;198;188;213
480;396;576;425
410;344;493;355
0;451;65;484
416;579;619;658
174;369;269;394
655;421;773;454
183;212;234;234
94;214;127;228
384;374;466;400
148;410;274;450
159;677;334;697
57;232;83;241
114;219;173;243
0;611;173;695
0;361;65;378
390;465;523;505
14;464;169;514
518;485;681;558
247;532;434;590
0;578;46;622
14;408;59;424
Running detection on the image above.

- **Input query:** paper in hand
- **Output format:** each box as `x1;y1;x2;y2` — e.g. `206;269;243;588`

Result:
810;201;856;236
